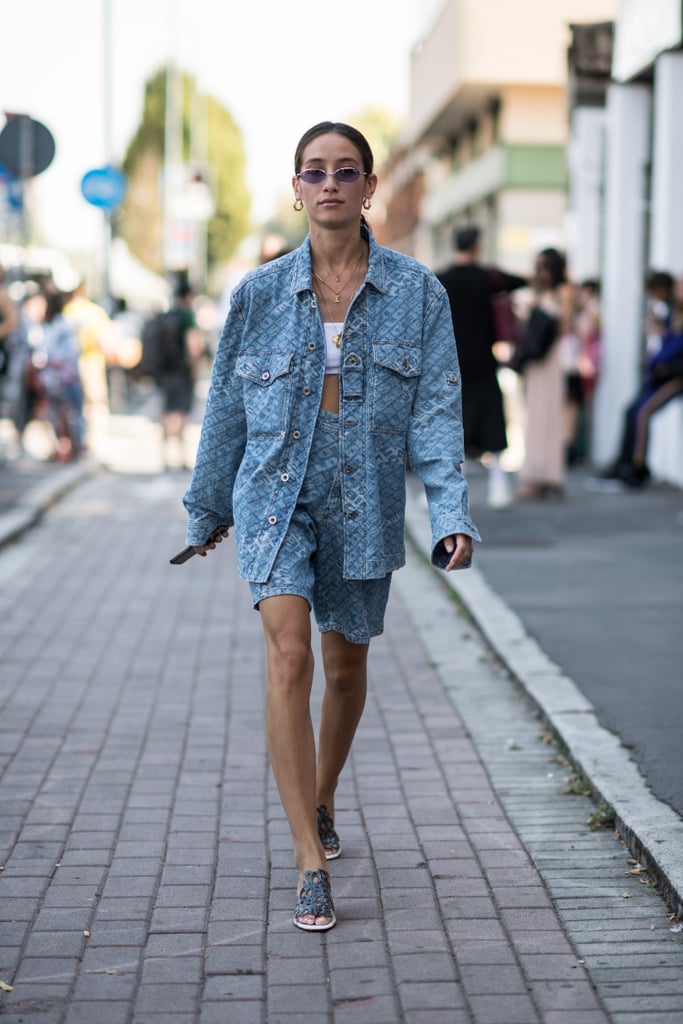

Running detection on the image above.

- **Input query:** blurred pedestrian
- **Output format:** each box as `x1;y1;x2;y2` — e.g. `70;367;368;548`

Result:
180;121;479;932
437;226;526;506
153;283;203;470
14;288;50;452
0;296;32;456
108;297;143;412
572;279;602;462
63;280;114;438
599;274;683;487
38;291;85;461
512;248;575;500
643;271;674;356
0;266;19;417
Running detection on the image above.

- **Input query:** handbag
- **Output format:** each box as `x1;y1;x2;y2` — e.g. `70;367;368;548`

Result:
491;291;522;345
509;306;558;372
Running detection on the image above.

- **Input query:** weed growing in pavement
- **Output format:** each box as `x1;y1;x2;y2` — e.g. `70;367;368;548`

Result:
563;771;593;797
587;800;616;830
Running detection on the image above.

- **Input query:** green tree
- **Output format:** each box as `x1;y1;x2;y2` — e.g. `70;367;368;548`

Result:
118;67;250;276
348;106;404;170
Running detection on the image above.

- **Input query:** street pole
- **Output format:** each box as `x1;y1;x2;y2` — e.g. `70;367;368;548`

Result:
102;0;113;305
191;86;208;292
163;0;183;285
18;114;33;247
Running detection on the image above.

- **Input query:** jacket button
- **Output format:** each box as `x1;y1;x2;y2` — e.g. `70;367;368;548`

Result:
308;342;316;350
292;430;301;439
346;511;359;519
344;465;357;474
261;370;270;381
449;373;458;384
303;387;311;395
280;473;289;482
268;515;277;525
348;356;357;366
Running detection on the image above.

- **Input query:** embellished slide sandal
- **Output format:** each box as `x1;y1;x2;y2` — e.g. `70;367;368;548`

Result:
293;869;336;932
316;804;342;860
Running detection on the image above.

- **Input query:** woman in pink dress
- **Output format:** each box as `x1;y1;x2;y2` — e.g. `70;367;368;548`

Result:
514;249;576;500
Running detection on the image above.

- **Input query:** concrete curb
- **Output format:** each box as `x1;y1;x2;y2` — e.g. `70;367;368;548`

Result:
0;461;101;551
405;485;683;919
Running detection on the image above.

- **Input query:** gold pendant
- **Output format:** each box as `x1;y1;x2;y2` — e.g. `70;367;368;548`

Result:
332;333;342;347
333;294;341;303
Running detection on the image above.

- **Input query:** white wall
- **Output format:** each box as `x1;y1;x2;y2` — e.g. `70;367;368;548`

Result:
648;50;683;486
566;107;606;283
650;51;683;275
592;83;652;466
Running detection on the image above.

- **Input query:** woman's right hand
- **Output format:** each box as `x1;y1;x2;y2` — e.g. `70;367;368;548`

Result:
194;526;229;557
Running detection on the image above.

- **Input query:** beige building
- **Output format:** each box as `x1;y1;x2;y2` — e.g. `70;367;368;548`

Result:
374;0;617;273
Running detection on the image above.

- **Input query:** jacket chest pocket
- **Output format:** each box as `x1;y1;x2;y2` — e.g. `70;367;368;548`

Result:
236;350;295;438
370;342;421;434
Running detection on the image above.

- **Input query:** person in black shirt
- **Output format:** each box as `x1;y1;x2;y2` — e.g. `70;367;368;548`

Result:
438;226;526;505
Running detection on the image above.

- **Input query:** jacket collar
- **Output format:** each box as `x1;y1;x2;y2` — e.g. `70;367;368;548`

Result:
290;224;386;297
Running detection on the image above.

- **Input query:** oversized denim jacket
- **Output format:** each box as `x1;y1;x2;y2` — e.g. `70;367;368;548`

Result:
183;229;480;582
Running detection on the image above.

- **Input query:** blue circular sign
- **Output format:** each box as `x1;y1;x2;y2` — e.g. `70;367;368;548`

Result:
81;165;127;209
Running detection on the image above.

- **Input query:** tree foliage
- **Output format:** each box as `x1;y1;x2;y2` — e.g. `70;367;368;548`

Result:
348;105;404;171
118;67;250;276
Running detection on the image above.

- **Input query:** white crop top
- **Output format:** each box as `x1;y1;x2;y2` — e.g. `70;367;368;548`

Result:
324;323;343;375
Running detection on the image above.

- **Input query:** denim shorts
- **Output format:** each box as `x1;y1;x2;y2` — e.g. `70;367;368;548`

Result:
249;409;392;644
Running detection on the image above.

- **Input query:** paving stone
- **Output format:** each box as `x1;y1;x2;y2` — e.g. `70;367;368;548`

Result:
200;1002;262;1024
398;980;467;1010
63;1001;131;1023
203;971;265;1002
70;969;137;1001
402;1012;471;1024
135;982;202;1013
468;992;541;1023
329;965;394;1000
266;981;329;1013
460;963;530;995
22;931;87;958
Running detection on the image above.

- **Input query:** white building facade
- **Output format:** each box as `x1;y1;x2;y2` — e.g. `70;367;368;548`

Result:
585;0;683;484
375;0;617;274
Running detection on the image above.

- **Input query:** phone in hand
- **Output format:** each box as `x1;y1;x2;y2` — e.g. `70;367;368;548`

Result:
170;546;196;565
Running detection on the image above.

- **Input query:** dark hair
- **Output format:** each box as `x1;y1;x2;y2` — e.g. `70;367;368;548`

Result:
536;248;567;288
454;226;480;253
45;290;67;324
645;270;674;297
174;282;194;301
294;122;374;175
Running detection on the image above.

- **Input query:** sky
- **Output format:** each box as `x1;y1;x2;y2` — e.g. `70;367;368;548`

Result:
1;0;443;252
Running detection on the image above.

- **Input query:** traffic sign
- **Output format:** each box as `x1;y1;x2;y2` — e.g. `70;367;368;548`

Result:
81;165;127;210
0;115;55;178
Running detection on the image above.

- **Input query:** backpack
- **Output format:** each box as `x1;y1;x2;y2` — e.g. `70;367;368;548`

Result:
140;310;187;380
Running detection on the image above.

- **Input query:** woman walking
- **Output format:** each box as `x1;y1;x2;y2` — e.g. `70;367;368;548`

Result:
181;122;479;930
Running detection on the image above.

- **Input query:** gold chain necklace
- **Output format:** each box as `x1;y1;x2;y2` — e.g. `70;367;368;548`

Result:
316;290;344;347
312;249;364;303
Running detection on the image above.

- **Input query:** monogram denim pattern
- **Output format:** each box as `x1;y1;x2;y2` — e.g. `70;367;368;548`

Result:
183;228;480;582
249;409;392;644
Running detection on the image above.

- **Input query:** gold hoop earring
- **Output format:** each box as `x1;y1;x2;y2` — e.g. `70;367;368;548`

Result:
362;196;372;210
293;196;304;212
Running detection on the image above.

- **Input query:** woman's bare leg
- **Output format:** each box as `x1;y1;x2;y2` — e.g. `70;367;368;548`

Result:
316;631;369;819
633;379;683;464
258;595;331;927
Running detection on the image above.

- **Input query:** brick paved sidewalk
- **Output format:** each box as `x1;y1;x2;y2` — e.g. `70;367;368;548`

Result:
0;470;680;1023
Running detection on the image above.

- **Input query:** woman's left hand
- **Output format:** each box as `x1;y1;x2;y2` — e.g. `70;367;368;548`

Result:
443;534;473;571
